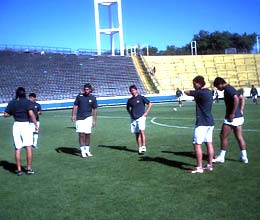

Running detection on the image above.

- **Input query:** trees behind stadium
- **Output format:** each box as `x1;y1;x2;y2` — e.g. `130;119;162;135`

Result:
142;30;257;55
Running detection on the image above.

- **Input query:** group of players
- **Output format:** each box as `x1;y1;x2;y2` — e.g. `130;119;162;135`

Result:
4;75;253;175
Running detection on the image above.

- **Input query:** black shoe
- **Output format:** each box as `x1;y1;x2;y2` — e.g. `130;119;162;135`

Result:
17;170;23;176
26;169;35;175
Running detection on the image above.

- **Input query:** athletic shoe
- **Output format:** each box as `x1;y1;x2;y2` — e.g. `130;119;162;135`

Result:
138;147;143;155
17;170;23;176
26;169;35;175
81;150;87;158
240;156;248;164
189;167;204;174
85;151;93;157
141;146;146;153
203;164;213;171
212;156;225;163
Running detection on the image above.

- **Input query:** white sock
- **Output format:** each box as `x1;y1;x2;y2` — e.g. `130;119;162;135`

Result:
80;146;85;152
85;146;90;152
219;150;226;158
241;150;247;158
33;133;39;147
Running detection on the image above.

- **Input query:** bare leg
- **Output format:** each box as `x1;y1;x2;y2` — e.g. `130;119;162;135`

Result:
206;142;214;166
15;149;22;171
193;144;203;168
135;133;142;147
220;124;232;150
139;130;146;146
26;146;33;170
84;133;91;146
233;126;246;150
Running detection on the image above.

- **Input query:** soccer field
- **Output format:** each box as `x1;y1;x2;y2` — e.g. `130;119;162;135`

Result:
0;101;260;220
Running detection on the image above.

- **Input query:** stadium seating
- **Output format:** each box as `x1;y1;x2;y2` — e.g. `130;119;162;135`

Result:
0;51;147;103
143;54;260;93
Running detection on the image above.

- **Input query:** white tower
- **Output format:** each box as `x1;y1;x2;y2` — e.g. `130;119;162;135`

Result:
94;0;124;56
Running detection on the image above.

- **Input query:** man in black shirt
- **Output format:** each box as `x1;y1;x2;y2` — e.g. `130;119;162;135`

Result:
250;85;258;105
213;77;248;164
4;87;38;176
71;83;97;158
185;76;215;173
29;93;42;149
126;85;152;154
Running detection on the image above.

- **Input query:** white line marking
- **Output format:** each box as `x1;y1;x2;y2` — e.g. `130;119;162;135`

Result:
151;117;260;132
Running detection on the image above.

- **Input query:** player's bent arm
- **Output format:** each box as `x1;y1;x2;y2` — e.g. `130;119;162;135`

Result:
239;94;245;114
144;102;152;117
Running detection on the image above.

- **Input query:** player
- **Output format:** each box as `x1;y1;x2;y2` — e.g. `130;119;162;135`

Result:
71;83;97;158
213;77;248;164
4;87;38;176
250;85;258;105
184;76;215;173
28;93;42;149
126;85;152;155
176;88;183;107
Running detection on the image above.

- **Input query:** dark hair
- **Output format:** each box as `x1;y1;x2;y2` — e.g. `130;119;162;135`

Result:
129;84;137;92
84;83;93;92
29;93;36;98
16;87;26;99
193;75;205;87
213;77;226;87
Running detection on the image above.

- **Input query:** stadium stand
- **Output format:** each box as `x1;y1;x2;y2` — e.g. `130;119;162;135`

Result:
143;54;260;93
0;50;147;103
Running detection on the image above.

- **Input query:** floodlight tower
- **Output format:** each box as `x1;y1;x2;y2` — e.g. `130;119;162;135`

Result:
94;0;124;56
257;36;260;54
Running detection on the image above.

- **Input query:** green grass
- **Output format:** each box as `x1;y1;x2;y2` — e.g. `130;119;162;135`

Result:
0;101;260;220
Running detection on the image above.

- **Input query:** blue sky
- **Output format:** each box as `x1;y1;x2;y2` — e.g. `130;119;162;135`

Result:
0;0;260;52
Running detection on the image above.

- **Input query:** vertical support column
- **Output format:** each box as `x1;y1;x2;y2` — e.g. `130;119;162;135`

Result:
94;0;124;56
191;41;197;56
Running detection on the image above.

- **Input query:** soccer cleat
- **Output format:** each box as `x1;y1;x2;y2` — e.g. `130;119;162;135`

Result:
81;150;87;158
26;169;35;175
203;164;213;171
212;156;225;163
240;156;248;164
141;146;146;153
189;167;204;174
85;151;93;157
138;147;143;155
17;170;23;176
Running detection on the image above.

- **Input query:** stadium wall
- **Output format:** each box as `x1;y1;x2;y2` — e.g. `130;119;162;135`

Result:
0;95;188;114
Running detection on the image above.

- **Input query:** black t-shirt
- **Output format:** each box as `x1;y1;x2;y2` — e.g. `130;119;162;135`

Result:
5;98;34;122
29;102;41;122
190;89;214;126
74;93;97;120
126;94;150;120
224;84;242;118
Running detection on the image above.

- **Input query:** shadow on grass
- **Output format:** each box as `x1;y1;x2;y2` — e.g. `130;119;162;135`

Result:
162;150;210;161
139;156;193;170
98;145;137;153
162;150;237;162
55;147;81;157
0;160;19;174
66;126;76;130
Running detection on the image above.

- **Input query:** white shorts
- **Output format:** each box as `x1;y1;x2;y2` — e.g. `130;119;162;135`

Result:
76;116;93;134
30;121;40;133
223;117;244;127
131;116;146;133
13;122;33;149
193;126;214;145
